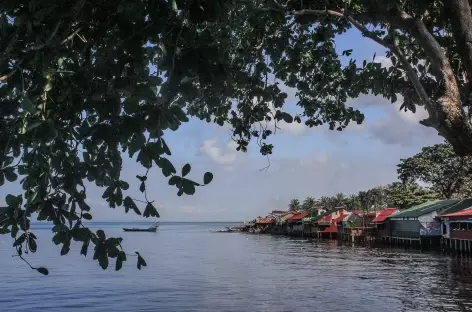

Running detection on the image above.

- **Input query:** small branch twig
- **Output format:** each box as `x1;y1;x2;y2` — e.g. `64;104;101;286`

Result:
60;27;83;45
23;20;62;53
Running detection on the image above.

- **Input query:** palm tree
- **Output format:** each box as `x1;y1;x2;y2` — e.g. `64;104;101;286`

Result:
357;191;370;211
301;197;316;212
319;196;331;210
345;194;360;211
288;199;301;211
333;192;346;207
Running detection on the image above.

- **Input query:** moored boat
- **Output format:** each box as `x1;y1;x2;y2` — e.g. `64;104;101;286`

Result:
123;221;159;232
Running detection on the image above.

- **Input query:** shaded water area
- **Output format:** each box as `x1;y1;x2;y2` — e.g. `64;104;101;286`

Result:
1;222;472;311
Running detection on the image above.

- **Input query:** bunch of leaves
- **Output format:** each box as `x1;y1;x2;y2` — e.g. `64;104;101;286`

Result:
385;182;440;209
397;143;472;199
4;0;472;274
288;199;300;211
0;0;216;274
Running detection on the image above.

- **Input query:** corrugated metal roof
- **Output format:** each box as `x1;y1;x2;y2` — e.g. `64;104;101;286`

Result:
288;211;309;222
256;218;274;224
441;207;472;217
441;199;472;215
372;208;399;223
321;223;338;233
389;200;451;219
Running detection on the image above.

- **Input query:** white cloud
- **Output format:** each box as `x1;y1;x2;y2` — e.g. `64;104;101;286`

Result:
393;101;429;124
369;99;442;146
199;137;238;165
373;55;392;68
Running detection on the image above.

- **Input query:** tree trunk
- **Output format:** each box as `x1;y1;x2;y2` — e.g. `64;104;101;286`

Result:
427;97;472;156
390;10;472;156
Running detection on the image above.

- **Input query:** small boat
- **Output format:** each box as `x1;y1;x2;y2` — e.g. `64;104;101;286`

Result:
123;221;159;232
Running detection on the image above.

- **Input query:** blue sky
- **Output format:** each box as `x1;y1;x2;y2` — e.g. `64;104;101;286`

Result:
2;29;443;222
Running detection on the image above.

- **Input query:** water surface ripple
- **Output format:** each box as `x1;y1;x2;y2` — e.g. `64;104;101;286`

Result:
1;222;471;312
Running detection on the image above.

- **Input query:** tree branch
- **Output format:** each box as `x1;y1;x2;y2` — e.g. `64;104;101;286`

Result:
445;0;472;85
22;20;62;53
253;5;434;123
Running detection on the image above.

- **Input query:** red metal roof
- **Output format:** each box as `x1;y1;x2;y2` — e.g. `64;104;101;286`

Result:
319;209;348;224
256;217;274;224
318;214;332;223
288;211;309;222
321;223;338;233
441;207;472;218
372;208;398;223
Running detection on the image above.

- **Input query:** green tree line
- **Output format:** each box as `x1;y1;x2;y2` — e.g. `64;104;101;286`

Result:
289;142;472;212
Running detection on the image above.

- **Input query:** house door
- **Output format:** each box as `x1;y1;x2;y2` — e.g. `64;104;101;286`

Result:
442;223;447;235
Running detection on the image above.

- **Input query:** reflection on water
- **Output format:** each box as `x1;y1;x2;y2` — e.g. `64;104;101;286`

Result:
0;222;472;312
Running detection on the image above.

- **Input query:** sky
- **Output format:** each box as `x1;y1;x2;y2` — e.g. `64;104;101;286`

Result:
2;29;444;222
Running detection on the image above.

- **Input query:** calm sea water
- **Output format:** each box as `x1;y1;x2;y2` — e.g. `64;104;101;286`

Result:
1;222;472;312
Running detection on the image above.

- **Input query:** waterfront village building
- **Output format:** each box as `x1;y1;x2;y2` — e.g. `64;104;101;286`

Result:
389;199;472;245
247;199;472;254
440;207;472;253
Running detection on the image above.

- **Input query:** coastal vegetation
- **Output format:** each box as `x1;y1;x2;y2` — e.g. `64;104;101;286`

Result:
289;142;472;212
2;0;472;274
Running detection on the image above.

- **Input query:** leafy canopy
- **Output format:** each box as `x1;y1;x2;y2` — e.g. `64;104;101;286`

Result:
397;143;472;199
3;0;472;273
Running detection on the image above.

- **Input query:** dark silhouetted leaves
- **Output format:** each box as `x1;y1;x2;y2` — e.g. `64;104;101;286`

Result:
36;267;49;275
136;252;147;270
182;163;191;177
123;196;141;215
82;213;92;220
143;203;159;218
203;172;213;185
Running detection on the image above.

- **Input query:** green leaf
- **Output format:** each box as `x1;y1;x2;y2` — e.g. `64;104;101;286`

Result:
13;233;27;246
119;180;129;190
82;213;92;220
147;76;163;86
6;194;19;207
170;106;189;122
28;237;37;252
80;241;89;257
281;112;293;123
36;267;49;275
156;158;176;177
116;255;123;271
137;254;147;270
134;85;157;101
4;168;17;182
139;181;146;193
0;172;4;186
161;139;172;156
203;172;213;185
123;196;136;214
21;98;35;113
11;224;18;238
182;180;195;195
98;248;109;270
137;148;152;169
44;82;53;91
61;240;70;255
96;230;106;241
168;176;180;186
143;202;159;218
182;163;191;177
